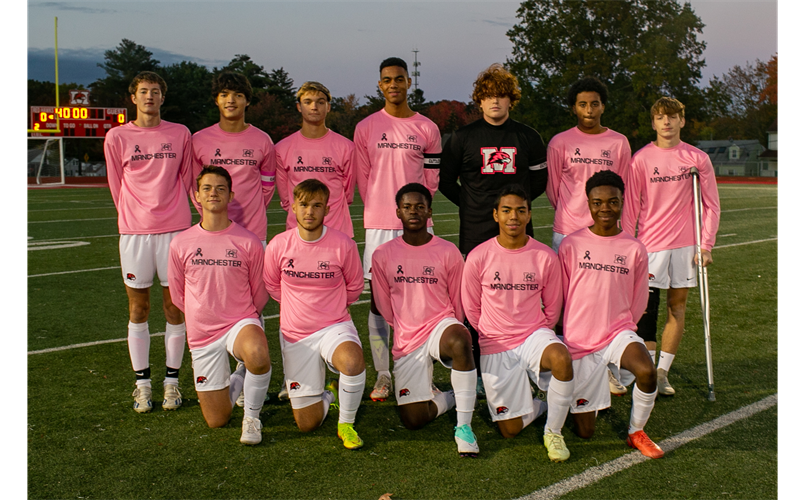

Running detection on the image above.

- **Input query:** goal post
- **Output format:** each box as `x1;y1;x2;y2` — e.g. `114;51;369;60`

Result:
27;137;65;186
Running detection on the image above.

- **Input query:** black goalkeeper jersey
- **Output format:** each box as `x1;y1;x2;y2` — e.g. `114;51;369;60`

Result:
438;118;548;255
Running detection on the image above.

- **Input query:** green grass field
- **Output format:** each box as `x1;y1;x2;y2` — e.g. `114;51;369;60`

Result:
27;183;778;499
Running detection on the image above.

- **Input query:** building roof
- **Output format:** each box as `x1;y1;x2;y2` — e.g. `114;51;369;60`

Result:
695;139;766;164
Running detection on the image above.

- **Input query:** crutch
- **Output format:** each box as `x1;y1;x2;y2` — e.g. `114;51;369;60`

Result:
690;166;715;401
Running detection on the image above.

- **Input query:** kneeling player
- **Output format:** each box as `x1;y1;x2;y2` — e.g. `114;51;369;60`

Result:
372;183;478;457
462;185;575;462
557;170;663;459
168;166;272;445
264;179;367;449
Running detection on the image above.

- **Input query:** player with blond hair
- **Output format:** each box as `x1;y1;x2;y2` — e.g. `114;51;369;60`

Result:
104;70;194;414
623;97;721;396
264;179;367;449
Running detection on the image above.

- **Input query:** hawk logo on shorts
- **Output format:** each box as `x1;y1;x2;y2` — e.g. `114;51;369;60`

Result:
615;254;626;265
481;147;517;174
576;398;589;408
243;149;254;158
496;406;509;415
523;272;535;282
318;261;330;270
289;382;301;391
161;143;172;151
226;249;237;258
126;273;136;281
648;273;656;281
196;376;208;384
399;388;410;397
422;266;435;276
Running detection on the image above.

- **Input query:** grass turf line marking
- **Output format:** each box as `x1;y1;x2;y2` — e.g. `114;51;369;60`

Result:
28;300;371;355
517;394;778;500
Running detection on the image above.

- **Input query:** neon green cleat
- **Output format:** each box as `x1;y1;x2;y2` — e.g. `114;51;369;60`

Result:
325;379;339;410
337;422;364;450
543;432;570;462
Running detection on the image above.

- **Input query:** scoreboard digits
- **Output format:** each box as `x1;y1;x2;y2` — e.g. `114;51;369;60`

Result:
29;106;127;138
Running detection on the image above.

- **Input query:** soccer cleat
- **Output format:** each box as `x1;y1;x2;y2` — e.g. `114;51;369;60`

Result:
325;379;339;410
608;369;628;396
162;383;182;410
132;386;153;413
337;423;364;450
370;373;392;401
656;368;676;396
431;383;441;396
627;430;664;459
454;425;479;458
233;362;246;407
240;416;263;445
543;432;570;462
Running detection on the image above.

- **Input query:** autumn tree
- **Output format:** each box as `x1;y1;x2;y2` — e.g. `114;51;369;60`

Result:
422;100;481;134
506;0;708;148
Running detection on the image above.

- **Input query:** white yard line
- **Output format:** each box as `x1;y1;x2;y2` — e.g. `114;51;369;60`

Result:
517;394;778;500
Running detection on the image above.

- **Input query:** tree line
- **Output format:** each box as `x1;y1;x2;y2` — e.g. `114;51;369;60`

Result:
28;1;776;166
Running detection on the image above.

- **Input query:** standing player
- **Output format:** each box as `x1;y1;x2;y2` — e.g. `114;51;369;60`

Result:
275;81;356;237
354;57;442;402
558;170;663;459
622;97;721;396
104;71;194;413
439;63;549;394
264;179;367;449
462;185;575;462
192;71;276;245
545;76;632;396
371;183;479;457
168;166;272;445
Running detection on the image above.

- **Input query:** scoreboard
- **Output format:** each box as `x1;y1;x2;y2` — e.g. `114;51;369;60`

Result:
29;106;127;138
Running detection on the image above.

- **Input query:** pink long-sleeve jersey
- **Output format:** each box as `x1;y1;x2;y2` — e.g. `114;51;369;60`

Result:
274;130;356;236
191;124;276;241
353;109;441;230
462;236;563;355
168;222;269;350
558;228;649;360
371;235;465;360
546;127;631;235
622;141;721;252
104;120;194;234
263;227;364;343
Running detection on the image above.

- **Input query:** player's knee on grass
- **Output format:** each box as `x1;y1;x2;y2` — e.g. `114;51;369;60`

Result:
293;399;326;432
573;412;596;439
199;390;234;428
398;401;436;430
497;417;525;439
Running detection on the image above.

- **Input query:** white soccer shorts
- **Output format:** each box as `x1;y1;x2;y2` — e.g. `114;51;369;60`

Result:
393;317;463;405
480;328;564;422
189;317;262;392
648;246;696;289
569;330;645;414
119;231;182;288
282;320;362;401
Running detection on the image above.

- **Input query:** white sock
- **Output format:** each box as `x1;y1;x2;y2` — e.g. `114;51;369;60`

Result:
432;389;456;418
367;312;390;376
628;385;657;434
243;368;271;419
451;369;476;427
164;322;186;370
545;377;574;435
657;351;675;372
520;397;546;429
649;350;657;365
320;391;335;426
229;364;246;407
338;371;366;424
128;321;150;372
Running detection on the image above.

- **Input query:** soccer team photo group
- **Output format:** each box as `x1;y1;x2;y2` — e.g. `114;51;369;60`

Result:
27;52;778;499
